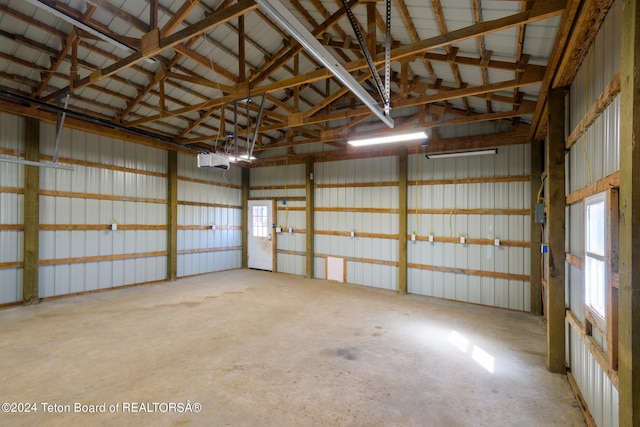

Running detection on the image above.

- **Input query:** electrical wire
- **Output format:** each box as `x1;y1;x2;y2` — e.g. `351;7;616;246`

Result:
581;47;594;185
414;152;420;236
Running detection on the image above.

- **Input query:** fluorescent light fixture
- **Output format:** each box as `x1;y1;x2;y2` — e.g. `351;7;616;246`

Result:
348;131;427;147
255;0;393;128
24;0;155;64
0;157;74;171
426;149;497;159
229;154;256;162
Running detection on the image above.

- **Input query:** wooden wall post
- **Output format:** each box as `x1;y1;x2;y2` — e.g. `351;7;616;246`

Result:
306;157;315;279
398;148;408;294
619;0;640;423
530;140;543;316
167;150;178;281
23;117;39;305
546;86;566;373
241;168;249;269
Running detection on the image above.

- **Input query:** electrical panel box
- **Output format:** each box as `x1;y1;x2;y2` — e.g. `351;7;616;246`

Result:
535;203;545;224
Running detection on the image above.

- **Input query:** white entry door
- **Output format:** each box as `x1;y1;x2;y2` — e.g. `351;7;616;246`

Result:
248;200;275;271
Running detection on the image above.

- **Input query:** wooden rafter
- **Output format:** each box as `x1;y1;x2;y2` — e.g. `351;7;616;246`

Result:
47;0;258;100
86;0;150;33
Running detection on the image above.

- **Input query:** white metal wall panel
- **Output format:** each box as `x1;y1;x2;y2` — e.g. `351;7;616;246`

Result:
568;96;620;194
314;157;399;289
569;0;622;131
249;164;308;276
315;157;398;184
565;2;621;424
569;326;619;427
177;153;242;277
251;163;305;186
407;146;531;311
36;123;169;297
0;113;24;303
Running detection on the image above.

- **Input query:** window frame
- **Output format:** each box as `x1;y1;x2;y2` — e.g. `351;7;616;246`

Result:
583;189;619;370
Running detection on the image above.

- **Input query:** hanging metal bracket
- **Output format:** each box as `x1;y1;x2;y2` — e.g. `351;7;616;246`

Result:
340;0;392;116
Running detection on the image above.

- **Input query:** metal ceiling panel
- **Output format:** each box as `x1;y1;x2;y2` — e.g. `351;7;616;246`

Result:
0;0;567;155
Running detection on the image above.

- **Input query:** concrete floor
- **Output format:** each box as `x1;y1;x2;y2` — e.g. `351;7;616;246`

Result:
0;270;584;426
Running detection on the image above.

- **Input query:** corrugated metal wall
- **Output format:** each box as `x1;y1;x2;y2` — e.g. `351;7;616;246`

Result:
38;124;168;297
0;112;24;304
566;0;621;424
250;164;306;276
177;154;242;276
250;150;532;306
0;113;245;303
314;157;399;290
408;146;531;310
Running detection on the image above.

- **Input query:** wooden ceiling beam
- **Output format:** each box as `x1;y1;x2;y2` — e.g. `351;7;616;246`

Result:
528;0;582;141
388;0;566;64
48;0;258;99
33;29;78;98
395;0;438;83
86;0;150;33
249;0;358;86
431;0;471;112
159;0;203;37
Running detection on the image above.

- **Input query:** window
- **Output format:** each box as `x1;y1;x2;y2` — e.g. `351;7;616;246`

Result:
585;192;606;318
583;189;618;369
252;205;268;237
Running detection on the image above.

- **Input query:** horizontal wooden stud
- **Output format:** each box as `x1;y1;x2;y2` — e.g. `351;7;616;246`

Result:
178;175;242;189
315;230;398;239
408;262;530;281
39;251;167;266
566;371;598;427
276;206;306;211
0;186;24;194
40;190;166;204
411;235;529;247
409;174;530;186
0;148;23;157
565;172;619;205
177;246;241;255
316;207;400;214
41;278;167;302
178;200;242;209
39;224;167;231
178;225;241;230
315;181;398;188
566;252;584;269
566;309;619;389
40;155;167;178
0;224;23;231
250;185;306;191
277;249;306;256
315;253;399;267
413;208;529;215
0;261;23;269
566;72;621;150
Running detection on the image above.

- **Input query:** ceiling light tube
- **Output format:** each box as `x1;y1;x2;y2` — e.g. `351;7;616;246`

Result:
348;131;427;147
0;157;74;171
24;0;155;63
425;149;497;159
255;0;393;129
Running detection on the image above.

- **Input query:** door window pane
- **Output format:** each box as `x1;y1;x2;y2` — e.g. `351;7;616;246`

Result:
252;206;268;237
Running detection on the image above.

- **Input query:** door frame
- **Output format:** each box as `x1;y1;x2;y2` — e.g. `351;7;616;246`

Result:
247;199;277;271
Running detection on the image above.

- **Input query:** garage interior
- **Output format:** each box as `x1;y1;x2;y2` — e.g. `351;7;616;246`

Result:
0;0;635;425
